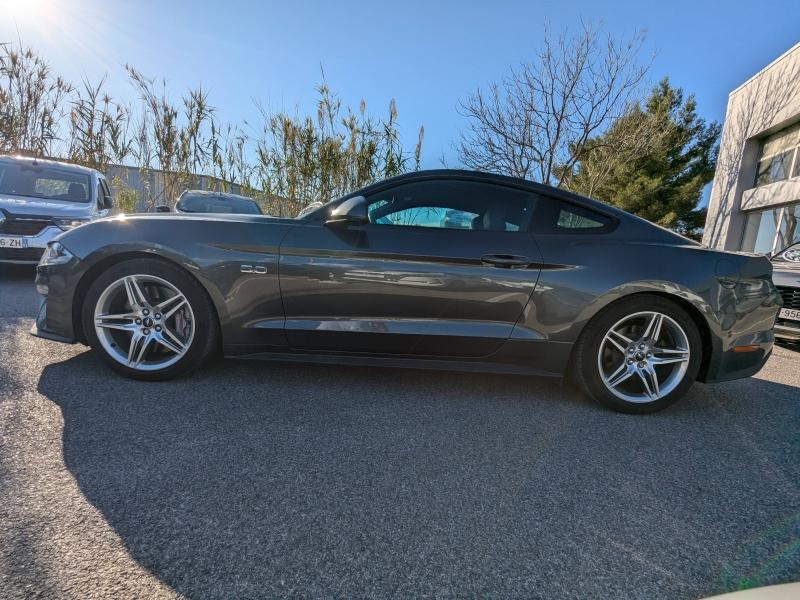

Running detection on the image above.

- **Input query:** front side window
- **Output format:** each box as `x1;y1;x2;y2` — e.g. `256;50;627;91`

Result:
366;180;536;232
0;164;91;202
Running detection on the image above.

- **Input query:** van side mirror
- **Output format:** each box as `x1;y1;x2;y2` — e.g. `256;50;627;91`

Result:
326;196;368;226
155;205;171;213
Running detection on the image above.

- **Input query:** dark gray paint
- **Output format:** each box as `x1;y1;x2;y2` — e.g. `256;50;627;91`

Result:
33;170;780;382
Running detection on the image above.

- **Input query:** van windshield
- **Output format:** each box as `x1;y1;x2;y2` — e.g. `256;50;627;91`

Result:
0;163;91;203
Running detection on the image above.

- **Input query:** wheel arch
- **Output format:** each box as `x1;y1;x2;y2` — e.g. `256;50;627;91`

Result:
567;290;713;381
72;250;228;345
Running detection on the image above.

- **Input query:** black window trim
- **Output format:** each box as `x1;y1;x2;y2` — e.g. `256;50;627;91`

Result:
361;179;538;235
310;172;621;234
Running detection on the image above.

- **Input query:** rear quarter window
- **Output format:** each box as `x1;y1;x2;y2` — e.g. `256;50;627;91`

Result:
557;205;609;230
531;196;614;234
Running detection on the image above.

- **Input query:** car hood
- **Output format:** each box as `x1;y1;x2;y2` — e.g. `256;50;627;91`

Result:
771;264;800;287
0;194;93;218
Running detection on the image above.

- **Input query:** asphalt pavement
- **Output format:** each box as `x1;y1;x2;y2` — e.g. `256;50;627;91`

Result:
1;264;798;599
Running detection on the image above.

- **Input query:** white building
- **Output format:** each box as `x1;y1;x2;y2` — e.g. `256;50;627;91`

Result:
703;42;800;254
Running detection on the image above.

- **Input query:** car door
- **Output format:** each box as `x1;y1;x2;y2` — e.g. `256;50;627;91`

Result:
278;177;544;357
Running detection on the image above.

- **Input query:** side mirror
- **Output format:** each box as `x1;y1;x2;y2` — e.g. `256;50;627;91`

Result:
326;196;368;226
155;205;171;213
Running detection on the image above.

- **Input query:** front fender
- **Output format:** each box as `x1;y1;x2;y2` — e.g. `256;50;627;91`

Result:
57;215;296;349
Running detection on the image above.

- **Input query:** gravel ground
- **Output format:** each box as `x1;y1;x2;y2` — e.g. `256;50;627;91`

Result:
1;264;799;600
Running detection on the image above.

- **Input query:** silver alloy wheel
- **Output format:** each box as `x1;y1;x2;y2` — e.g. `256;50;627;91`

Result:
596;311;691;404
93;274;195;371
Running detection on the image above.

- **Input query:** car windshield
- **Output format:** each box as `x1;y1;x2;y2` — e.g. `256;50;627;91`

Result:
178;193;262;214
0;162;91;203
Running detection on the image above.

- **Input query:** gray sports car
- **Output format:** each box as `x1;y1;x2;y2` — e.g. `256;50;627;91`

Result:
31;170;780;413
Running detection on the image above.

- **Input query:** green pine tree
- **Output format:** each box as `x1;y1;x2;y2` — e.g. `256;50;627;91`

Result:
567;79;721;240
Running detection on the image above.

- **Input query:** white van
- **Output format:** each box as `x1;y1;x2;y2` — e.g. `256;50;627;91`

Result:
0;156;113;264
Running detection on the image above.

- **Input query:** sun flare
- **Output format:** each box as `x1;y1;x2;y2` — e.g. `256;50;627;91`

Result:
0;0;49;21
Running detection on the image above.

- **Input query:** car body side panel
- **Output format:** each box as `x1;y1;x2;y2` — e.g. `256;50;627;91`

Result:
278;221;543;356
508;234;779;381
50;215;296;350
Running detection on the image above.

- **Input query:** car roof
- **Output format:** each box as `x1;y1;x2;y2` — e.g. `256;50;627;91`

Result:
342;169;627;217
331;169;695;245
0;155;101;176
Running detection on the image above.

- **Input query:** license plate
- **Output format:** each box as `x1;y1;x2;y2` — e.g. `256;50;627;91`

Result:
779;307;800;322
0;236;28;248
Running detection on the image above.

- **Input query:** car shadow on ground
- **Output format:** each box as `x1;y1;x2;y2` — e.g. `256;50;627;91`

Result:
37;351;800;599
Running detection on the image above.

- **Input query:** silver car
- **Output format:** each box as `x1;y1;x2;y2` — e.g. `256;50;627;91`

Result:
0;156;113;264
771;242;800;341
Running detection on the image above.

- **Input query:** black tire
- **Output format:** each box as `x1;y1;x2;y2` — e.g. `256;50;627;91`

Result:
573;295;703;414
82;257;219;381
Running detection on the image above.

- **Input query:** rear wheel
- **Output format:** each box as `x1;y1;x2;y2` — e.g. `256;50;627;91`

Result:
573;296;702;413
82;258;219;380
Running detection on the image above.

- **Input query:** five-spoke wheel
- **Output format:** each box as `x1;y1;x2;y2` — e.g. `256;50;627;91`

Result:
573;295;701;413
83;258;218;380
597;311;690;403
93;274;195;371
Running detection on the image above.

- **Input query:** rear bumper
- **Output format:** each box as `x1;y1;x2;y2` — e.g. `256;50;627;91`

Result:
700;337;774;383
699;276;780;384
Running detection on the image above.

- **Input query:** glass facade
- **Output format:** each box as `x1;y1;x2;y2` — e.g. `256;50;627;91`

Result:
741;202;800;254
738;122;800;254
754;122;800;187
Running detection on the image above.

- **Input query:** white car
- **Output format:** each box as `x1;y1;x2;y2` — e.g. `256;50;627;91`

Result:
0;155;113;264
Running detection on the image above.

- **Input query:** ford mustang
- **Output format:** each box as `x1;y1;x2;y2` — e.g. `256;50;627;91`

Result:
31;170;780;413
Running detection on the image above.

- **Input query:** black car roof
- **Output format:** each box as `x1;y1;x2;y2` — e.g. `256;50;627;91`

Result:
342;169;625;217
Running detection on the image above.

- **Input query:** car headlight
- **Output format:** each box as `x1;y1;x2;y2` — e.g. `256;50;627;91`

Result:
53;217;90;231
39;241;74;266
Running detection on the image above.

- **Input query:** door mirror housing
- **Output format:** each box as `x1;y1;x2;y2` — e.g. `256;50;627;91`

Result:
326;196;368;226
155;205;171;213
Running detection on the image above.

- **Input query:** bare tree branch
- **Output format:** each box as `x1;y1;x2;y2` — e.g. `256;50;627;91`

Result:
456;23;650;187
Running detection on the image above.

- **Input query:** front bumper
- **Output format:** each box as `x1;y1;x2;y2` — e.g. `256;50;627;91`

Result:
30;253;85;344
775;321;800;342
0;226;61;264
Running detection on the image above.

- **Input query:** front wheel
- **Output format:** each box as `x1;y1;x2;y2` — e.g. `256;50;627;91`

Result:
573;296;703;414
82;258;219;380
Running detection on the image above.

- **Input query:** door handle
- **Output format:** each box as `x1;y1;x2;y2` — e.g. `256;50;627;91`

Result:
480;254;531;268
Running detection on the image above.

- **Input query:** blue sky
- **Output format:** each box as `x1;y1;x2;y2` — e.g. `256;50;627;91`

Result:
2;0;799;173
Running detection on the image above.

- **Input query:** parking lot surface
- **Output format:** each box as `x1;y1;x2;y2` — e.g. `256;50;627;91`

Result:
1;265;799;599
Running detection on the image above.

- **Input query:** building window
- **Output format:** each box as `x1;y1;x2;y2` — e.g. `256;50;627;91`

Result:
741;202;800;254
754;122;800;187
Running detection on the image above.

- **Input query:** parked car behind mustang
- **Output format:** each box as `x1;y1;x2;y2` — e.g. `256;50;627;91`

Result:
771;242;800;341
156;190;263;216
0;156;113;264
